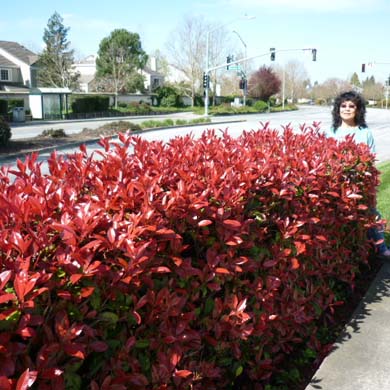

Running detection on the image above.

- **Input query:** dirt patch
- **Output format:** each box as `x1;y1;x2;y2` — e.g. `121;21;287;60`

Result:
0;121;140;157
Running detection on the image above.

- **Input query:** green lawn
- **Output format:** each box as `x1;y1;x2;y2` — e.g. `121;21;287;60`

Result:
377;161;390;243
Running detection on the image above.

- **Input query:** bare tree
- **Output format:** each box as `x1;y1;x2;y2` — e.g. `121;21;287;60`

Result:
276;60;309;103
312;78;352;104
166;16;206;106
166;16;234;107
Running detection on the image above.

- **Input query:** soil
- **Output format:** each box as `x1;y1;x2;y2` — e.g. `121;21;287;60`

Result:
0;126;124;157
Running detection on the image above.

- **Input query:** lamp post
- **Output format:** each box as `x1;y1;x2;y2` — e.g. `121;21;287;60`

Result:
204;15;255;116
232;30;247;106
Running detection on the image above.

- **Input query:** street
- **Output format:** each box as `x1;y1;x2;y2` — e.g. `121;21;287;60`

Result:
4;106;390;175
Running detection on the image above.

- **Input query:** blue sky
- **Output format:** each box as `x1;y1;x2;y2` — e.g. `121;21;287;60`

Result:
2;0;390;84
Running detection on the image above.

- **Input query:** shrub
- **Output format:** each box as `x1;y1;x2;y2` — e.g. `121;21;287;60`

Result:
71;96;110;113
7;99;24;112
41;128;67;138
0;124;378;388
0;100;7;115
0;116;11;146
253;99;268;112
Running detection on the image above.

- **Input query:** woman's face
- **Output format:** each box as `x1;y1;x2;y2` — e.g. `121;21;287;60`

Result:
339;100;357;126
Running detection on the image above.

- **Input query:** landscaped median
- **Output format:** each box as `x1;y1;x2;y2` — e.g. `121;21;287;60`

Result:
0;123;380;389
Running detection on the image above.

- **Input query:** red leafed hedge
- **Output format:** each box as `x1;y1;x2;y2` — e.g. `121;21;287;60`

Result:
0;123;379;389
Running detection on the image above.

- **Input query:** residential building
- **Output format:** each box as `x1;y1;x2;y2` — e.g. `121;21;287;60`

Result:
72;55;164;93
0;40;71;120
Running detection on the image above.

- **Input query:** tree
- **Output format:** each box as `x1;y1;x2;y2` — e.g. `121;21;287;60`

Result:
248;66;281;101
166;16;233;107
362;76;383;101
166;16;206;107
96;29;148;108
350;72;361;88
311;78;352;104
37;12;79;89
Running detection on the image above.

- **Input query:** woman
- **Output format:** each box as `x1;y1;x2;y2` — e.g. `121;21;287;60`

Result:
329;90;390;260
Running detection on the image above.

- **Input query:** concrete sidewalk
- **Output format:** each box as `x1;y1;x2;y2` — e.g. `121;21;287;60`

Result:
306;261;390;390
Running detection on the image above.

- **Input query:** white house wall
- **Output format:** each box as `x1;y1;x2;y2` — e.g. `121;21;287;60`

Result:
29;95;42;119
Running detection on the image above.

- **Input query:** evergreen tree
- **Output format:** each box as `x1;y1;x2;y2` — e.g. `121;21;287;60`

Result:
350;72;361;88
38;12;79;89
96;29;148;107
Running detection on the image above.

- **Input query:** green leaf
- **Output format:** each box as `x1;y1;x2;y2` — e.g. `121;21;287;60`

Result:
235;365;243;377
204;296;214;315
135;339;150;349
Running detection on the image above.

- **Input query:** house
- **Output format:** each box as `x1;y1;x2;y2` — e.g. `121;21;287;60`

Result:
0;40;38;114
72;55;97;93
0;40;38;89
0;40;72;120
72;55;164;94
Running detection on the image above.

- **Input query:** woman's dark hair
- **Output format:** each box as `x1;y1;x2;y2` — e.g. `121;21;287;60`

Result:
331;90;367;130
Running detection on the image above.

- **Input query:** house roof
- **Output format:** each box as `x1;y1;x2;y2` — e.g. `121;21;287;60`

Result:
0;40;38;65
79;74;95;84
0;84;30;93
0;53;18;67
142;66;164;77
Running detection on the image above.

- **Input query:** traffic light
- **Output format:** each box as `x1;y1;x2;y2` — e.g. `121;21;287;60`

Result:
270;48;275;61
227;55;234;70
203;73;209;88
312;49;317;61
239;79;247;90
227;55;231;70
361;63;366;73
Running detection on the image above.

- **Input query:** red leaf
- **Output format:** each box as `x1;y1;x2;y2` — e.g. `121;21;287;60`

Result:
0;271;12;290
0;293;16;304
14;272;38;303
90;341;108;352
215;267;231;274
80;287;95;298
291;258;300;270
107;227;116;244
198;220;213;227
16;369;37;390
174;370;192;378
0;377;11;390
151;266;171;273
70;274;83;285
222;219;242;229
263;260;277;268
63;343;86;359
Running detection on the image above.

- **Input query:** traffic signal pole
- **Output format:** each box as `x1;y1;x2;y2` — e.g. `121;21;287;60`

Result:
203;47;317;116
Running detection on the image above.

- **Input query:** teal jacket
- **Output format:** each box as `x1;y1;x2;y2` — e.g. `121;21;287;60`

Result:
327;126;376;154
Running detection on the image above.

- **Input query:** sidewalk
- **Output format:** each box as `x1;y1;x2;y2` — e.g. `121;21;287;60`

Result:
306;261;390;390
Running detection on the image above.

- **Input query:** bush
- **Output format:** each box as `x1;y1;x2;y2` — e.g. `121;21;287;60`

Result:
253;100;268;112
0;116;11;146
41;128;67;138
71;95;110;113
0;100;8;115
0;125;378;388
7;99;24;112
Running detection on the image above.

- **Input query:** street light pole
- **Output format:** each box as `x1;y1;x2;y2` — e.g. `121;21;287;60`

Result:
282;66;285;109
204;15;255;116
205;30;210;116
232;30;247;106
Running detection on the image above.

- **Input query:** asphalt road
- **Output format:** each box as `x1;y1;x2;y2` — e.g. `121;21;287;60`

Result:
5;105;390;174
